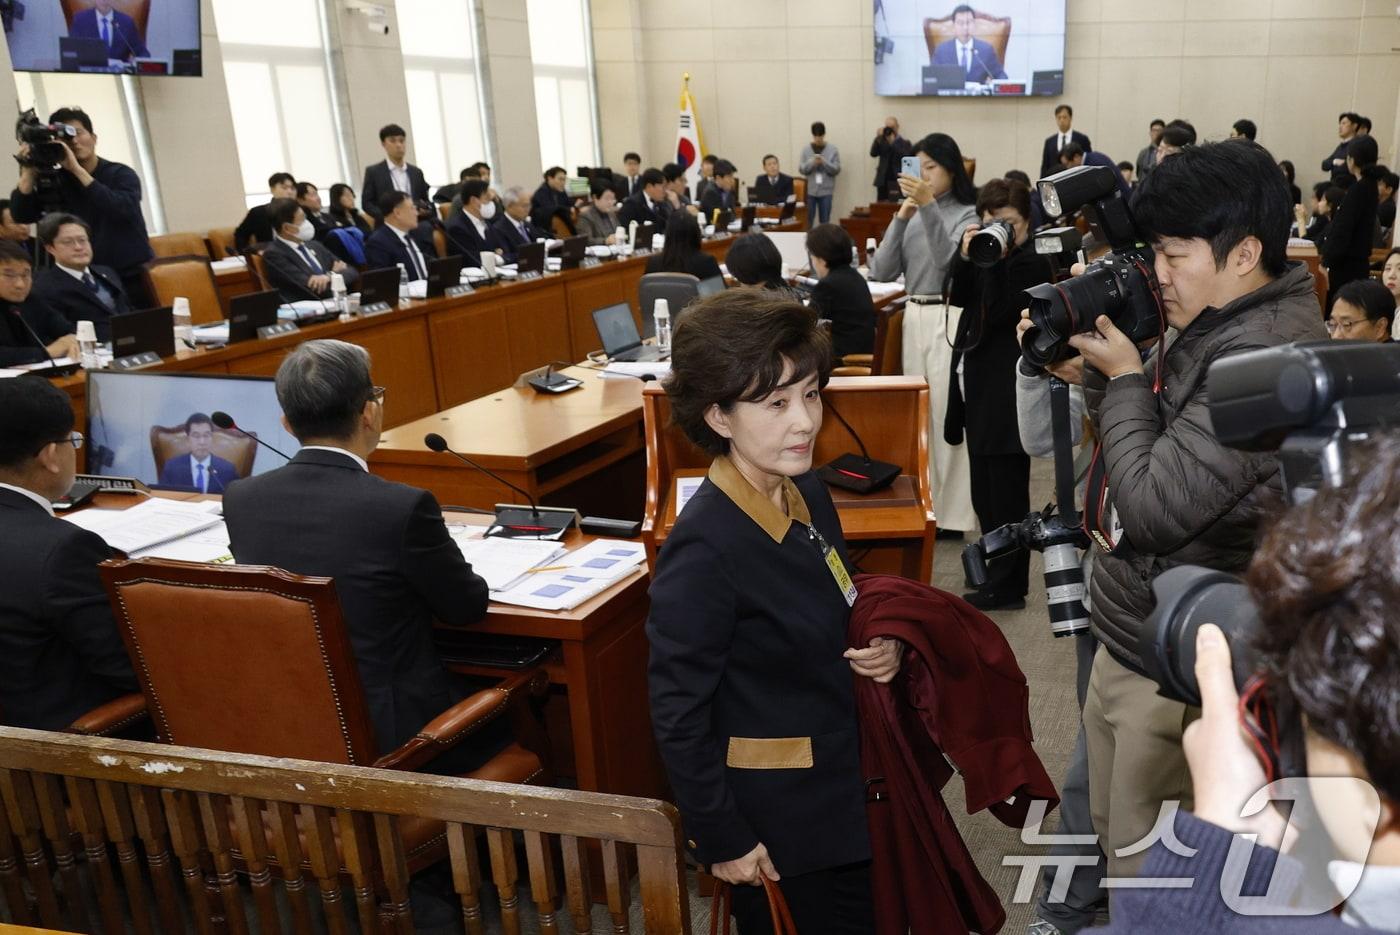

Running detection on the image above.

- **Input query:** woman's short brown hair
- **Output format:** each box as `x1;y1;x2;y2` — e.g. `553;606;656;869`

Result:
975;177;1031;220
665;288;831;456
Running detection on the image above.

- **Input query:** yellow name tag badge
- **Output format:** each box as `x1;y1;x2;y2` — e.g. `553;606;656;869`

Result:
824;545;858;607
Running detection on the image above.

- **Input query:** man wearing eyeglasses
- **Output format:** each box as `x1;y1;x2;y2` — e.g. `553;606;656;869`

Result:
0;240;80;367
0;377;139;730
29;213;130;343
222;339;497;774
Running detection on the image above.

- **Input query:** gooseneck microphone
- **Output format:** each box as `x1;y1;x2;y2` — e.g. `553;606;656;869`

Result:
10;308;60;370
211;411;293;461
423;432;575;537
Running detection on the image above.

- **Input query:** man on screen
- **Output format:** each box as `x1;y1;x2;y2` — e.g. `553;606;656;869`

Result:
157;413;239;493
930;5;1006;84
69;0;150;62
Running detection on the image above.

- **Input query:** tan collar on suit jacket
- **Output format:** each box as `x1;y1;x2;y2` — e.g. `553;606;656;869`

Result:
707;454;811;544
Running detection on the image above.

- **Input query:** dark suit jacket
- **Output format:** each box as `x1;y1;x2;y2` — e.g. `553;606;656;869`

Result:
223;449;490;754
1323;175;1379;271
1322;141;1352;184
364;225;434;280
0;298;74;367
361;161;430;219
261;238;359;302
1041;130;1092;179
234;202;274;251
0;487;138;730
751;173;795;206
809;264;875;362
156;453;240;492
869;132;912;192
29;264;130;343
442;211;495;268
930;37;1007;83
69;8;150;60
529;184;573;231
488;214;545;263
612;173;644;200
9;158;153;281
617;192;665;230
699;186;735;220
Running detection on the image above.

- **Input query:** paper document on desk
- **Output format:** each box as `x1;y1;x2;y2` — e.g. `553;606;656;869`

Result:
211;256;247;272
130;520;234;564
193;323;230;344
11;357;78;372
867;281;904;302
601;360;671;380
64;498;223;555
447;530;565;591
489;540;647;611
675;476;704;515
280;300;336;320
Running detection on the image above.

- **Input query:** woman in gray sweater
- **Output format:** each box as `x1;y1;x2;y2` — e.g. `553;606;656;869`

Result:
866;132;979;535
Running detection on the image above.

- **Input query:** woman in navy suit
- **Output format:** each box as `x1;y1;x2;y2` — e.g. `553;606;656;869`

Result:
647;289;902;934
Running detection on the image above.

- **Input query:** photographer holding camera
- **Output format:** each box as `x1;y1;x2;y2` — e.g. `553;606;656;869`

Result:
1098;432;1400;933
10;108;154;307
1070;140;1326;885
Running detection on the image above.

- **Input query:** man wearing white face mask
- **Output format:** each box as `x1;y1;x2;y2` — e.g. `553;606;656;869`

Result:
261;198;359;302
444;179;502;269
489;185;547;263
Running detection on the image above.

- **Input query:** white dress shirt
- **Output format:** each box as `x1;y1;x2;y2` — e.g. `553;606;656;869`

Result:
394;226;427;278
958;40;975;75
301;446;369;471
387;160;411;195
0;482;55;516
189;454;214;493
275;233;324;273
465;211;489;240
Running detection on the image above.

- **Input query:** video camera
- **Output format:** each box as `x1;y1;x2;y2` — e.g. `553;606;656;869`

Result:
15;108;76;170
1139;341;1400;777
1020;165;1165;367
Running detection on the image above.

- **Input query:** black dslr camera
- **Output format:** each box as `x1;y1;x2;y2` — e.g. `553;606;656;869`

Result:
1020;165;1165;367
1140;341;1400;777
15;108;76;169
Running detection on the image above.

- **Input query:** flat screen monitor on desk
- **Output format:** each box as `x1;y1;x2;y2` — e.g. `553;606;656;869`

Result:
59;37;107;71
358;267;400;307
425;255;464;298
559;235;587;269
227;290;280;343
111;307;175;359
518;241;546;274
86;371;300;490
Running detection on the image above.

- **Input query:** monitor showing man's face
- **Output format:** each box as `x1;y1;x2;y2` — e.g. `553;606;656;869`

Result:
953;11;974;42
187;420;214;460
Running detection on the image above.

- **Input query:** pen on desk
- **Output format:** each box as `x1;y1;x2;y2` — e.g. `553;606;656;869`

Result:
524;565;570;574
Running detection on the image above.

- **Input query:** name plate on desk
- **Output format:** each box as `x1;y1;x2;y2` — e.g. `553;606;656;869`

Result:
257;321;299;340
360;301;394;316
517;271;543;282
445;284;474;298
581;257;603;268
112;351;162;371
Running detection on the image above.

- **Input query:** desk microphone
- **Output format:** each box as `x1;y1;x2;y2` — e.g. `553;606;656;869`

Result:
10;308;60;370
815;399;900;494
423;433;574;537
211;411;293;461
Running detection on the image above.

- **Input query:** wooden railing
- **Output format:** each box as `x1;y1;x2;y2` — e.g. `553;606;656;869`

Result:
0;727;691;934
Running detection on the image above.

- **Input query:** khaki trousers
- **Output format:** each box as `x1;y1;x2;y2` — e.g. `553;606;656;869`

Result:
1082;644;1199;881
901;299;976;533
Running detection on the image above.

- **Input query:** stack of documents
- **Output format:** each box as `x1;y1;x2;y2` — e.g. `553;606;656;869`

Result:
63;499;225;556
601;360;671;380
445;527;647;611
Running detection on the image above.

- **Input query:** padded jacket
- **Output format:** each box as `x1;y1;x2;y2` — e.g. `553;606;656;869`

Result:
1082;262;1327;669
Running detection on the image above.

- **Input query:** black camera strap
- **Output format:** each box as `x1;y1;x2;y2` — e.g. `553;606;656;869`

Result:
1049;377;1079;523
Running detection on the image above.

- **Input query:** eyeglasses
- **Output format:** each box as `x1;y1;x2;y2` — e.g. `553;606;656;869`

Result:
53;236;90;248
0;268;33;282
370;385;386;405
37;432;83;454
1325;317;1367;334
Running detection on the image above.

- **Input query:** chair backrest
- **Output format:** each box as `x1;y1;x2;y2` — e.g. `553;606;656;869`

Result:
438;202;452;221
246;248;271;290
550;214;574;239
143;255;223;325
100;558;384;765
149;232;208;260
206;226;238;259
871;302;906;376
963;157;977;183
60;0;150;35
149;424;258;477
639;272;701;325
793;177;806;203
923;11;1012;64
432;227;448;259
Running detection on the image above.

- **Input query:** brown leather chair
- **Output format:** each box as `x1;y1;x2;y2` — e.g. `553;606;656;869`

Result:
963;157;977;183
206;226;239;260
246;246;272;290
832;300;905;377
144;255;223;325
98;558;551;875
793;177;807;204
149;232;209;259
432;227;448;260
437;203;452;221
149;423;259;478
60;0;150;36
923;11;1011;65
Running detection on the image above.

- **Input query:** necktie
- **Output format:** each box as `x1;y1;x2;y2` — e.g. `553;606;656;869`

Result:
518;221;528;241
100;17;110;50
298;244;323;274
405;236;425;279
196;463;207;494
960;46;968;76
82;271;98;293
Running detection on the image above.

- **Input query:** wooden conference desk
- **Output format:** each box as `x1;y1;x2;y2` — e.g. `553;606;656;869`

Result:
75;492;666;803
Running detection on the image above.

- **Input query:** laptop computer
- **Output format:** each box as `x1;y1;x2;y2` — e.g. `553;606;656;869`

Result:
591;303;665;363
226;290;280;343
425;254;464;298
1031;69;1065;97
60;37;108;71
921;64;968;94
172;49;202;76
778;200;797;222
558;235;587;269
111;307;175;359
517;241;546;274
357;266;401;308
635;221;656;252
696;275;726;299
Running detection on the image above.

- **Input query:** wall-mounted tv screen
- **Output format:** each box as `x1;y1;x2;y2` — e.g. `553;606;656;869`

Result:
874;0;1066;97
4;1;202;76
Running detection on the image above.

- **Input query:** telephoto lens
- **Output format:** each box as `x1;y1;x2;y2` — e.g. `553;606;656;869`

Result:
1043;542;1089;637
968;220;1015;268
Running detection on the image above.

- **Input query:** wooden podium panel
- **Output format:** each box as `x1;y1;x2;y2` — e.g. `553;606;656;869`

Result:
502;279;575;373
429;300;516;406
564;269;629;361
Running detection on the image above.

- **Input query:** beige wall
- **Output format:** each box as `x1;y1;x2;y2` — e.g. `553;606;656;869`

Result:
593;0;1400;219
327;0;414;178
478;0;544;184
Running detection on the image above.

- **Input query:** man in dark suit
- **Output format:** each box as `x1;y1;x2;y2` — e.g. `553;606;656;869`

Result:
869;118;912;201
69;0;150;61
0;199;34;259
752;155;795;205
361;123;430;221
443;179;500;268
235;172;296;251
261;198;360;302
223;339;493;763
612;152;643;200
0;241;78;367
1322;112;1362;186
930;4;1006;84
488;186;546;263
617;168;668;230
0;378;139;730
1040;105;1092;179
530;167;574;232
156;413;240;493
30;213;130;343
364;191;435;281
700;160;739;220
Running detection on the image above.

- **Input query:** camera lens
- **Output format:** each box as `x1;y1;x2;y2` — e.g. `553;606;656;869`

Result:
968;221;1013;268
1140;566;1259;706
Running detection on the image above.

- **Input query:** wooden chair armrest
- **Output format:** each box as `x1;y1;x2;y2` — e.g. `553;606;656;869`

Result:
840;354;874;367
372;669;548;772
831;365;872;377
66;693;148;736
